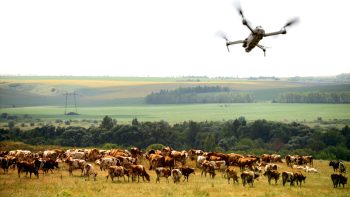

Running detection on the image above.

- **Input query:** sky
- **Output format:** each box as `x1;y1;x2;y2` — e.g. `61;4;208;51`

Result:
0;0;349;78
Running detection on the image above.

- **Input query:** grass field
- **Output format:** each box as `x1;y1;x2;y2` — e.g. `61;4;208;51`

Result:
1;103;350;124
0;158;349;197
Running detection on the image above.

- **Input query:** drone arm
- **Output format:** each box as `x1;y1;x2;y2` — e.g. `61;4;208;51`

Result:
227;40;245;46
242;19;254;33
264;29;287;37
256;44;266;57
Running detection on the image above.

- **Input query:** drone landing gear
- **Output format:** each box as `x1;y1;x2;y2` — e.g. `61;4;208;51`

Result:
226;40;246;52
257;44;267;57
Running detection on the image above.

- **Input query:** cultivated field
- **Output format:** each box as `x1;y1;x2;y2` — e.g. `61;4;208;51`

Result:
0;158;349;197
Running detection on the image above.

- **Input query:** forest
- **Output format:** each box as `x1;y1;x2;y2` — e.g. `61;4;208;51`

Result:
145;86;254;104
1;116;349;161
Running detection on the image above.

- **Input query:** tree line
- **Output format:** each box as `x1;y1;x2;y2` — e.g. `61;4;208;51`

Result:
276;92;350;103
145;86;254;104
1;116;349;161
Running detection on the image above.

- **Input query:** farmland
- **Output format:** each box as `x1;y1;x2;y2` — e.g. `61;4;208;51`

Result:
1;103;350;125
0;156;349;197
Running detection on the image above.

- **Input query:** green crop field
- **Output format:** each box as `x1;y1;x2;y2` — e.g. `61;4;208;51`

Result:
1;103;350;124
0;158;349;197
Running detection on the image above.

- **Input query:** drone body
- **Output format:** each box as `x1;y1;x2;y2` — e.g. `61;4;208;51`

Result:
221;5;298;56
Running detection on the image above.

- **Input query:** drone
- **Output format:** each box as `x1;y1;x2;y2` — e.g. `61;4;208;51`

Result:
219;4;299;56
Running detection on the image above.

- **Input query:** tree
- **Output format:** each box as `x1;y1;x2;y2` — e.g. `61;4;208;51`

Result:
100;116;114;130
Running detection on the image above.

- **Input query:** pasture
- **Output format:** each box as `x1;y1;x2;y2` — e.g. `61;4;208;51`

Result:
0;158;349;197
1;104;350;126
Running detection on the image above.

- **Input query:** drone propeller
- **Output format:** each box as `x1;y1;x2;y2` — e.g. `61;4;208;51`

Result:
216;31;230;52
283;18;299;29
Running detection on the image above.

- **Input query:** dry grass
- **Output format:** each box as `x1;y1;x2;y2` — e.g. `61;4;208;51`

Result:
0;159;349;197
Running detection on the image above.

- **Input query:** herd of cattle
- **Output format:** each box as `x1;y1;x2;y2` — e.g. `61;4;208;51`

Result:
0;147;347;188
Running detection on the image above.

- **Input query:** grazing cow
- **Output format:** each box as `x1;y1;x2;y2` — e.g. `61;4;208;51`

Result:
302;156;313;166
171;169;182;183
271;154;283;163
155;167;171;183
180;166;195;182
237;157;258;171
130;147;142;159
201;160;216;178
149;154;164;170
331;173;348;188
130;165;150;182
17;161;39;178
226;166;239;184
282;171;295;186
214;160;227;176
84;164;97;181
107;166;126;182
339;162;346;173
294;172;306;187
241;171;259;187
264;170;280;185
65;157;86;176
42;159;59;174
0;157;10;174
85;149;99;162
292;165;306;171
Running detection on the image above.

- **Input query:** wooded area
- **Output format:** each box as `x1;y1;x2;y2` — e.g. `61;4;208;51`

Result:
1;116;349;161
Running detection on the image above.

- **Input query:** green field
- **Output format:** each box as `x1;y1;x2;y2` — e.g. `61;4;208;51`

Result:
1;103;350;124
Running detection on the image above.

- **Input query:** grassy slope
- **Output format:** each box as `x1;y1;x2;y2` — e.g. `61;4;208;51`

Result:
0;158;349;197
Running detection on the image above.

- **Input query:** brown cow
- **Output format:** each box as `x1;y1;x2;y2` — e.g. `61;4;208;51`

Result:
331;173;348;188
17;161;39;178
107;166;126;182
65;157;86;176
84;164;97;181
201;160;216;178
130;165;150;182
282;171;295;186
171;169;182;183
294;172;306;187
226;166;239;184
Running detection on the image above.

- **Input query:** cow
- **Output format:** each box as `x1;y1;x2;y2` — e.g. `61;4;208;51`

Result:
329;160;346;173
291;165;306;171
130;147;142;160
17;161;39;178
42;158;59;174
180;166;195;182
196;156;207;168
129;165;150;182
282;171;295;186
225;166;239;184
294;172;306;187
99;156;118;171
264;170;280;185
85;149;99;162
107;166;126;182
84;164;97;181
65;157;86;176
188;149;203;161
214;160;227;176
265;163;278;171
201;160;216;178
301;156;313;166
237;157;258;171
149;154;164;170
155;167;171;183
331;173;348;188
0;157;10;174
171;169;182;183
241;171;259;187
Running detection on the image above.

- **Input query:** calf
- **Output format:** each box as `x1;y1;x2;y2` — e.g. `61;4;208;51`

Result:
226;166;239;184
264;170;280;185
84;164;97;181
171;169;182;183
107;166;125;182
331;173;347;188
180;166;195;182
155;167;171;183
